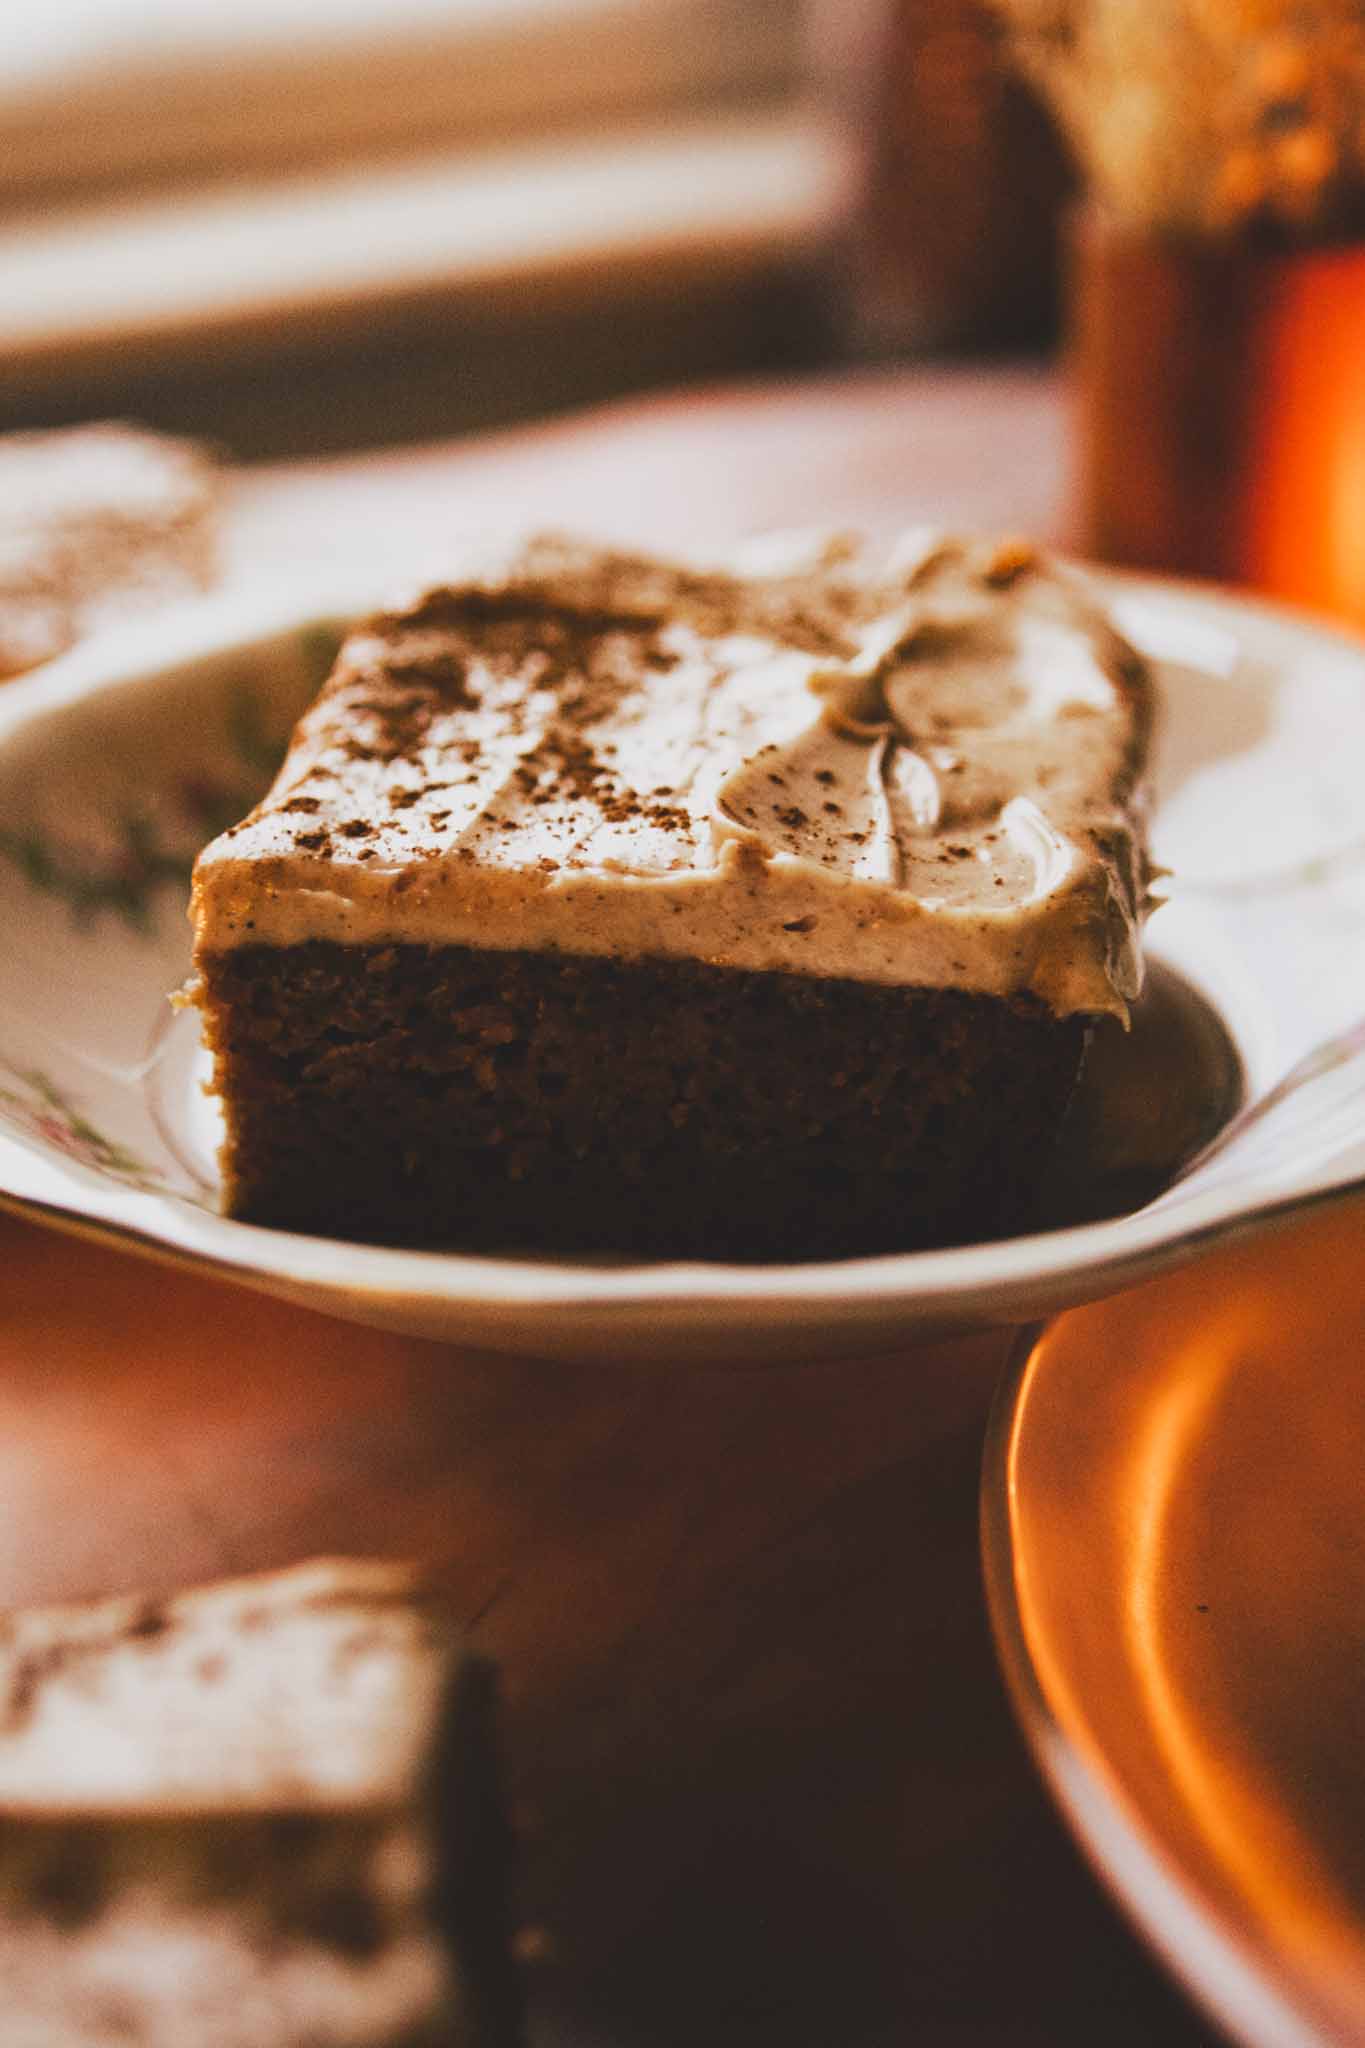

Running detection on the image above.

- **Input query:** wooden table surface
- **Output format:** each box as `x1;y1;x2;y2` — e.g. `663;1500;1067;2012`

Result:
2;364;1221;2045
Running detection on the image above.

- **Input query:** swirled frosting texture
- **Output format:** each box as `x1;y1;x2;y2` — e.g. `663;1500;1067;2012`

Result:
192;532;1154;1017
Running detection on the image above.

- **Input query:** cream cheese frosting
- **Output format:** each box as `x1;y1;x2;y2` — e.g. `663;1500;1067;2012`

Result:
191;532;1155;1019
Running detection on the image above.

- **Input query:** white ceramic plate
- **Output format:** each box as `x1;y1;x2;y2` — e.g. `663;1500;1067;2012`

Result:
2;577;1364;1363
983;1192;1365;2048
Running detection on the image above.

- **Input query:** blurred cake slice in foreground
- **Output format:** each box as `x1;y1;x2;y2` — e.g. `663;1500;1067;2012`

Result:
0;422;218;681
0;1559;517;2046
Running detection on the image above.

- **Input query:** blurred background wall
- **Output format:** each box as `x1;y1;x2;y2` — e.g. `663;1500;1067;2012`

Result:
0;0;1068;457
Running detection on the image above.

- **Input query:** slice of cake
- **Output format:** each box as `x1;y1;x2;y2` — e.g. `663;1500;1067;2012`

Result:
0;1560;517;2047
0;423;218;681
188;532;1154;1260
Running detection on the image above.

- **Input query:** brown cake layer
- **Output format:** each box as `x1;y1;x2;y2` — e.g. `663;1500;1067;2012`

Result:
199;941;1091;1260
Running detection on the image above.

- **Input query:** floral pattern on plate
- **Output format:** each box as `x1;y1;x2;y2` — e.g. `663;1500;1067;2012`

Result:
0;1059;161;1190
